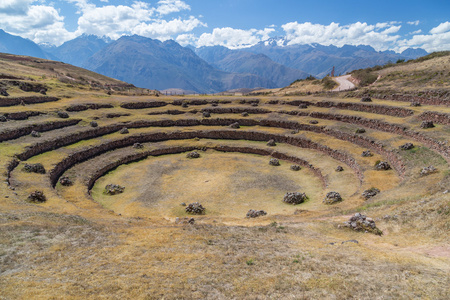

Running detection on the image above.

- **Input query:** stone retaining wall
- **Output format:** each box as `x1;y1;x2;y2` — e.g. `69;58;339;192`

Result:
0;119;81;142
0;96;59;107
419;111;450;125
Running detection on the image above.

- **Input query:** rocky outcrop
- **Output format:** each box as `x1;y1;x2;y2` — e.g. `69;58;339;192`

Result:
23;163;46;174
185;202;205;214
362;188;380;199
27;191;46;203
283;192;307;205
104;184;125;195
323;192;342;204
343;213;382;235
246;209;267;218
186;151;200;158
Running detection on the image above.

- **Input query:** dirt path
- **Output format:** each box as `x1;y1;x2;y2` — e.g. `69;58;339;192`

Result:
332;75;356;92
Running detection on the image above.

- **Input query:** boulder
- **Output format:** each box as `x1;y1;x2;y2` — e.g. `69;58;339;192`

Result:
399;143;414;150
323;192;342;205
267;139;276;146
133;143;144;149
59;176;73;186
309;120;319;124
202;111;211;118
410;102;421;107
30;130;41;137
355;128;366;134
298;104;308;109
343;213;382;235
0;88;9;96
361;150;373;157
246;209;267;218
269;158;280;166
23;163;46;174
57;111;69;118
185;202;205;215
283;192;307;205
375;161;391;170
420;121;435;129
335;166;344;172
27;191;46;203
104;184;125;195
229;122;240;129
90;121;98;127
362;187;380;200
290;165;301;171
241;112;249;117
420;165;438;176
0;115;6;122
361;96;372;102
186;151;200;159
119;127;129;134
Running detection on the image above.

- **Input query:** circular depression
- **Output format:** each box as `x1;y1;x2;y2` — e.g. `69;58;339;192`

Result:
90;150;324;218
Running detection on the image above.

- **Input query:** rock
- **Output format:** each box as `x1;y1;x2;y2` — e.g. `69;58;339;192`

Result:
39;89;47;95
323;192;342;205
399;143;414;150
90;121;98;127
290;165;301;171
133;143;144;149
23;163;46;174
269;158;280;166
186;151;200;159
30;130;41;137
59;176;73;186
375;161;391;170
185;202;205;215
241;112;249;117
298;104;308;109
420;165;437;176
420;121;435;129
176;217;195;224
361;96;372;102
202;111;211;118
0;115;7;122
362;187;380;200
211;103;219;107
0;88;9;96
343;213;382;235
181;102;189;108
283;192;307;205
27;191;46;203
229;122;240;129
410;102;421;107
309;120;319;124
355;128;366;134
342;239;359;244
119;127;129;134
246;209;267;218
180;202;186;206
251;103;258;107
361;150;373;157
57;111;69;118
335;166;344;172
267;139;276;146
104;184;125;195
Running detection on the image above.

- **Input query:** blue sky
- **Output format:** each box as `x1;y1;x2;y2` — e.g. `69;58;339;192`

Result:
0;0;449;52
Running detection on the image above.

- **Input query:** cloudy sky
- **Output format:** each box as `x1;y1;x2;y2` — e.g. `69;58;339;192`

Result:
0;0;449;52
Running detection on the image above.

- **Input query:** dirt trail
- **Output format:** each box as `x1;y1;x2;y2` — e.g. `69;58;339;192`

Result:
333;75;356;91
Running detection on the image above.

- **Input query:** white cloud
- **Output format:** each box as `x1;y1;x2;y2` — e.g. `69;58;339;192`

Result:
176;33;196;46
196;27;275;49
132;16;206;41
407;20;420;26
281;21;402;51
430;21;450;34
156;0;190;15
0;0;34;15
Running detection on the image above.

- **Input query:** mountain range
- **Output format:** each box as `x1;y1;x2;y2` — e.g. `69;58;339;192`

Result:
0;30;428;93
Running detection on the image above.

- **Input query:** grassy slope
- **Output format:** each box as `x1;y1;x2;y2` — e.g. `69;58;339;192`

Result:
0;54;449;299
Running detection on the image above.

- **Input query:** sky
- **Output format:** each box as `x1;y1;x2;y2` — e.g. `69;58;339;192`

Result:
0;0;449;53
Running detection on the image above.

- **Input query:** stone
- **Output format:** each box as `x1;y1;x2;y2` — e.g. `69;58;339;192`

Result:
30;130;41;137
410;102;421;107
335;166;344;172
185;202;205;215
181;102;189;108
269;158;280;166
119;127;129;134
343;213;382;235
23;163;46;174
0;88;9;96
251;103;258;107
290;165;301;171
104;184;125;195
267;139;276;146
361;150;373;157
57;111;69;118
309;120;319;124
323;192;342;205
375;161;391;170
362;187;380;200
0;115;7;122
175;217;195;224
246;209;267;218
283;192;307;205
229;122;240;129
241;112;249;117
186;151;200;159
420;121;435;129
211;103;219;107
202;111;211;118
420;165;437;176
59;176;73;186
39;89;47;95
355;128;366;134
399;143;414;150
27;191;46;203
133;143;144;149
90;121;98;127
361;96;372;102
180;202;186;206
298;104;308;109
